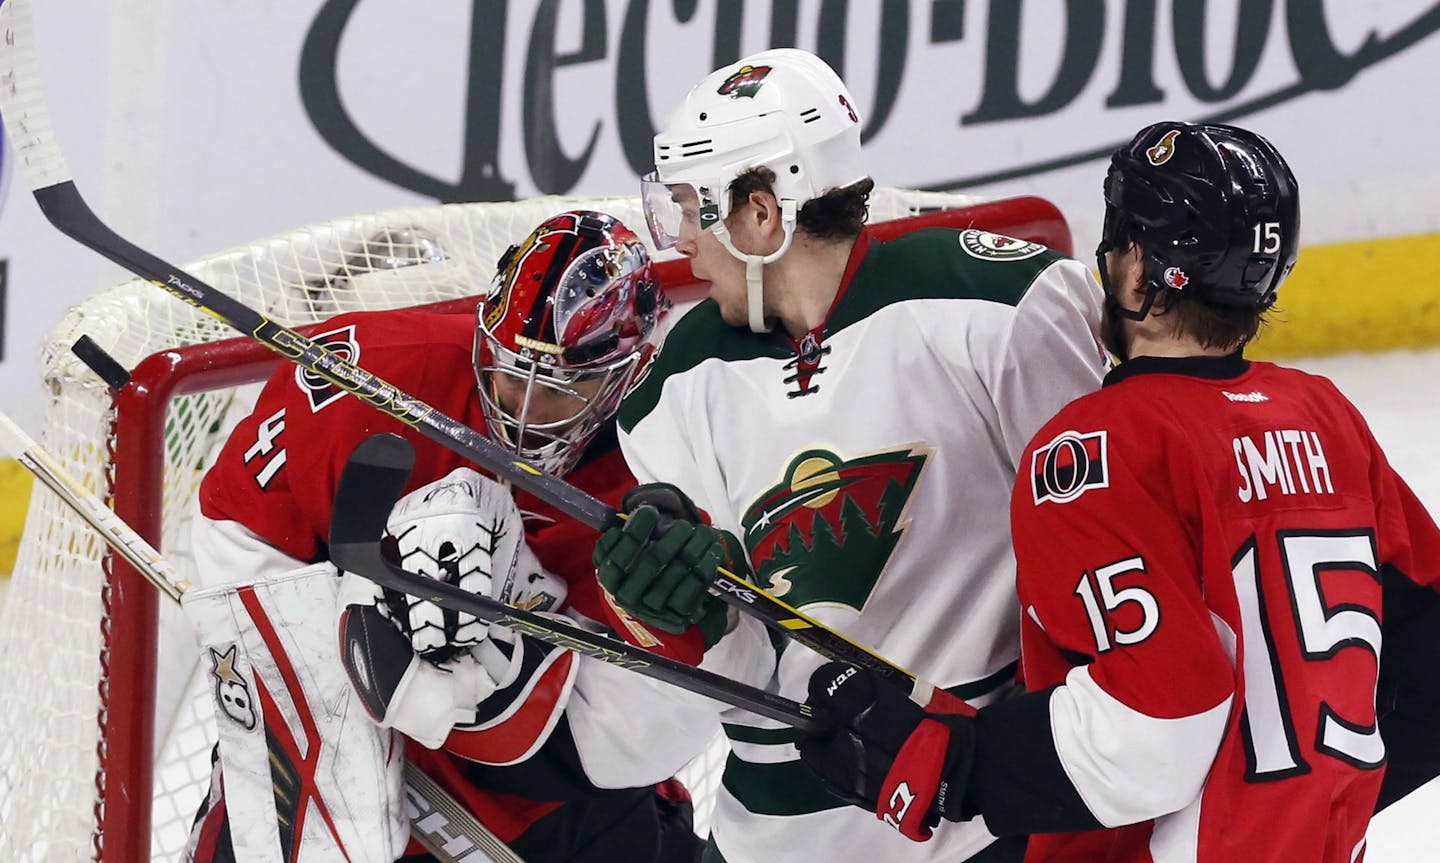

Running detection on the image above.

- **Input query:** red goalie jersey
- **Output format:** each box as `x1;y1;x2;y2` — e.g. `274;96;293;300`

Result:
195;307;707;862
1008;354;1440;863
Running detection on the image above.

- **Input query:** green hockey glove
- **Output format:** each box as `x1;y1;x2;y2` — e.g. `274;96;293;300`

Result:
594;483;740;643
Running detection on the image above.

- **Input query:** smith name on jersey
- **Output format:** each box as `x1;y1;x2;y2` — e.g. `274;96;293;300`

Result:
618;228;1110;863
1007;354;1440;863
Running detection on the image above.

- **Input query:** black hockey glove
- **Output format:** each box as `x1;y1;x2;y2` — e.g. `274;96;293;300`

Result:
593;483;737;645
797;662;977;843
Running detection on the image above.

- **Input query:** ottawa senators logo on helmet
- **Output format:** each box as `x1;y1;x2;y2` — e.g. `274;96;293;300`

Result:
1146;129;1180;166
1102;122;1299;310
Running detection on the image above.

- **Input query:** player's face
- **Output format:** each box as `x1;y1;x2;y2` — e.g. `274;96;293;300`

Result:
1101;242;1146;355
669;184;705;250
671;185;749;326
699;228;750;327
1103;243;1145;313
489;372;606;429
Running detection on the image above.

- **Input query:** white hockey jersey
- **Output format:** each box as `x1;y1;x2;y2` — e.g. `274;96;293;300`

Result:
618;229;1111;862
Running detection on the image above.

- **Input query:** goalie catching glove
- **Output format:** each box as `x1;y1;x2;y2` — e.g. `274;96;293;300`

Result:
376;465;564;662
338;467;574;752
593;483;738;647
797;662;978;842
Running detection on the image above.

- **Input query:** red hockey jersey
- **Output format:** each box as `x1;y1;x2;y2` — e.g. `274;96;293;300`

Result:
198;307;704;857
201;308;631;593
1008;354;1440;863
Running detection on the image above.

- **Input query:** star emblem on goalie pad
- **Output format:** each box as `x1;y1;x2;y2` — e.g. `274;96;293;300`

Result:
208;644;258;731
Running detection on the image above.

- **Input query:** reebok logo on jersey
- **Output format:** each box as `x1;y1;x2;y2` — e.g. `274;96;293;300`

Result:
1031;430;1109;505
1223;390;1269;403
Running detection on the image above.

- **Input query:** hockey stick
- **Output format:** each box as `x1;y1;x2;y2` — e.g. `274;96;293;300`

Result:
330;432;822;732
0;408;525;863
0;410;189;602
0;0;921;693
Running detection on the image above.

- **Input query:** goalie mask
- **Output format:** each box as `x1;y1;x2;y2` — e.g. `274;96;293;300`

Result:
1097;122;1300;321
475;211;663;475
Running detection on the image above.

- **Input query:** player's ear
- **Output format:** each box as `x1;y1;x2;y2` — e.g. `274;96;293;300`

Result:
746;189;784;246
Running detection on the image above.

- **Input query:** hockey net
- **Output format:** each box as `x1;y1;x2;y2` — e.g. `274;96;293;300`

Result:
0;189;1069;863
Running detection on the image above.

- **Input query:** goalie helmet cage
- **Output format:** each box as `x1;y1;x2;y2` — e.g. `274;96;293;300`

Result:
0;190;1069;863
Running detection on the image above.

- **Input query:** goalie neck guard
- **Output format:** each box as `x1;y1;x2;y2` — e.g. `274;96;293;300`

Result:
474;211;663;476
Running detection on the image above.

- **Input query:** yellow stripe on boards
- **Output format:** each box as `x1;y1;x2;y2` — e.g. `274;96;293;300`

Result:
0;460;34;577
1251;231;1440;359
0;234;1434;580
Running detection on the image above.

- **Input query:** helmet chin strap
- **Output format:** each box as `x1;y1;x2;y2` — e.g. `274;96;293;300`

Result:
1096;242;1162;362
712;199;799;333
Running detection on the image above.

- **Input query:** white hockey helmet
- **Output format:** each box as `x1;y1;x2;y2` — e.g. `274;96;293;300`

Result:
641;49;866;331
643;48;866;247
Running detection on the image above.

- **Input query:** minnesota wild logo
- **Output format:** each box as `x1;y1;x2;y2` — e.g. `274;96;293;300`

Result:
958;229;1047;262
741;447;927;613
717;64;772;99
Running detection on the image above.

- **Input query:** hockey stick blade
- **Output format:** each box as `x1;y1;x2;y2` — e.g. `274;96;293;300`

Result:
330;433;822;732
0;0;917;693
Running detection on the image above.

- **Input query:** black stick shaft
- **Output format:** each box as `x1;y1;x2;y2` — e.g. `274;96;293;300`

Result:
35;180;920;691
330;433;821;732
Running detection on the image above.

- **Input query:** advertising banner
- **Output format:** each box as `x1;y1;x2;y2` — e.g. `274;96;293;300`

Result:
1;0;1438;426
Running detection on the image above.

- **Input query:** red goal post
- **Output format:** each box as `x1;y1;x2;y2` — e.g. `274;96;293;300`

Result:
0;191;1068;863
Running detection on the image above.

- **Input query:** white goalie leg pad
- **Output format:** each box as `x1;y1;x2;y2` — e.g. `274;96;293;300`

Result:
182;562;407;863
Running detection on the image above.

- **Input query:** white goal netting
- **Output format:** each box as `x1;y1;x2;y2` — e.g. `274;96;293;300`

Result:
0;187;1008;863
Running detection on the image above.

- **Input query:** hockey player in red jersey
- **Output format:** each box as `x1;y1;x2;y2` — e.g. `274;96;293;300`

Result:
181;211;710;863
591;47;1109;863
794;122;1440;861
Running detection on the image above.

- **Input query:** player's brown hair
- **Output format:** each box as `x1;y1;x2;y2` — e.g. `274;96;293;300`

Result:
728;167;873;240
1150;287;1270;349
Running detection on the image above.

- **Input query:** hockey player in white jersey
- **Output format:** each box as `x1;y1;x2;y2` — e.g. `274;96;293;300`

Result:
593;48;1111;863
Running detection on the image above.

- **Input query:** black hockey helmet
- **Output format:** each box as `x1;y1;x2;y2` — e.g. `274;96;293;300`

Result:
1097;122;1299;320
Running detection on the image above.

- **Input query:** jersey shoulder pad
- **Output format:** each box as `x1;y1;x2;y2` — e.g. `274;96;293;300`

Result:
618;300;780;433
310;307;476;359
831;228;1071;332
273;307;475;411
